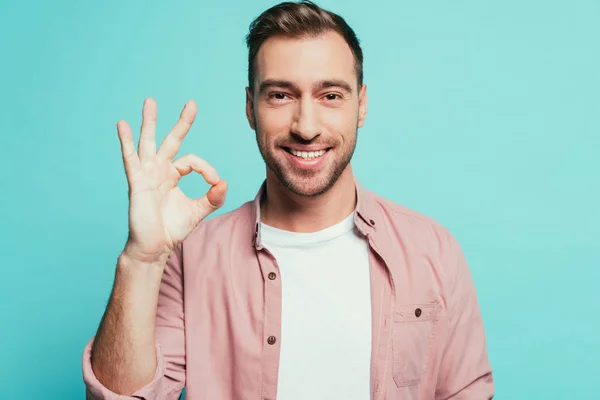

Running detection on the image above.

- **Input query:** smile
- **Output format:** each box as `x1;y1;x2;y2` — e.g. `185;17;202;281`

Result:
284;148;329;160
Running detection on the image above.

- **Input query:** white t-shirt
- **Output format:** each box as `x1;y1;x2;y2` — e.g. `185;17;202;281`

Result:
261;212;372;400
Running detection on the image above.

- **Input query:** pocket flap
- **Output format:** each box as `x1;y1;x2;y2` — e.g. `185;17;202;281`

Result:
394;303;441;322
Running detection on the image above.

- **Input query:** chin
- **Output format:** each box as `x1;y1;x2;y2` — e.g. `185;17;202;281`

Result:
280;172;337;197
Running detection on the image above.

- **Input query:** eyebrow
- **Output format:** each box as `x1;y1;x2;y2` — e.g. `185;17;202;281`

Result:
257;79;354;95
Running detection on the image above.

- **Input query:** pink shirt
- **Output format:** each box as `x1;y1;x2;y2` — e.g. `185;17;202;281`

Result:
82;180;494;399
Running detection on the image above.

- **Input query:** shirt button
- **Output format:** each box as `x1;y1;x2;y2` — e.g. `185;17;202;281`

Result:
268;272;277;280
415;308;422;318
369;219;375;226
267;335;277;345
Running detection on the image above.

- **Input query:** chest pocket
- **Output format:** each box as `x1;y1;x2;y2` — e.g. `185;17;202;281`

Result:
392;302;442;387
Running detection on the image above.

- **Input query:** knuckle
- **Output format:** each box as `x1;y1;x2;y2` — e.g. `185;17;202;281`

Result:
178;120;193;131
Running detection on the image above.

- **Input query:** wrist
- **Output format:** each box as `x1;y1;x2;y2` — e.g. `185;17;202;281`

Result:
115;252;166;296
118;250;169;277
121;245;171;267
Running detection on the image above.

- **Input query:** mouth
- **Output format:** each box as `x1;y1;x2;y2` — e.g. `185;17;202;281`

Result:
281;146;332;171
283;147;331;161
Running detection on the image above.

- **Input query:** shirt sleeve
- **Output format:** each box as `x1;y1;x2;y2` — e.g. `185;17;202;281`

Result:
435;232;495;400
81;244;186;400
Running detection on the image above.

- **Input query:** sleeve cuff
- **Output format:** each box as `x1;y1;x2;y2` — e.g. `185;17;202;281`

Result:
82;336;166;400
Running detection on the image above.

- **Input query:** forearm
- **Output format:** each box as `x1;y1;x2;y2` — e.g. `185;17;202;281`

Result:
90;252;167;395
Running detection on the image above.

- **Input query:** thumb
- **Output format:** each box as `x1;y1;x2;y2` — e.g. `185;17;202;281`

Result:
196;179;228;218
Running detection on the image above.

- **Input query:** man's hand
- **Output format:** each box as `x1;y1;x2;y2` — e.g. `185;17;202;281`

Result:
117;97;228;263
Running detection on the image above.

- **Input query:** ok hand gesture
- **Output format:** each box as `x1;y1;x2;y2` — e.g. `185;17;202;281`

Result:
117;98;227;263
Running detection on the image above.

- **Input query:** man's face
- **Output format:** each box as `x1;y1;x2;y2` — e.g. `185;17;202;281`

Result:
246;31;368;197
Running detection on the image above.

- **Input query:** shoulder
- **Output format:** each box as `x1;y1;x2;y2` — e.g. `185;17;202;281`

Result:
369;189;452;237
363;188;461;261
185;201;255;246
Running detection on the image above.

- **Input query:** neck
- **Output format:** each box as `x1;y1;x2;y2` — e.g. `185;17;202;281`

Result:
260;166;356;233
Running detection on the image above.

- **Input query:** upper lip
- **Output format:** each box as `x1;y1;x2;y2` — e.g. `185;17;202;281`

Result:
283;145;331;152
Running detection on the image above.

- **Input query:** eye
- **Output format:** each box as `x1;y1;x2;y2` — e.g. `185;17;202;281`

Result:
269;92;290;101
324;93;342;101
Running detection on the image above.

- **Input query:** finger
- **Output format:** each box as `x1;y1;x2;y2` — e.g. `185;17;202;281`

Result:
197;179;228;216
117;120;141;177
138;97;157;161
157;100;197;161
172;153;220;185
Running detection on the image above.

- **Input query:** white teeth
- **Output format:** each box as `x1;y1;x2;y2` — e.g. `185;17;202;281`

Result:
290;149;327;160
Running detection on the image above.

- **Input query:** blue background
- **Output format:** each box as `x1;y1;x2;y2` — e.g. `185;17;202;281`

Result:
1;0;598;398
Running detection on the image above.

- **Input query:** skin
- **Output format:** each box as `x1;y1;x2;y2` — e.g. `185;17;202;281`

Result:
90;29;366;395
91;99;228;395
246;31;368;232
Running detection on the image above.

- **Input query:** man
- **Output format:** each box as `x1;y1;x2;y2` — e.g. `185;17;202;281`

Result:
82;1;494;399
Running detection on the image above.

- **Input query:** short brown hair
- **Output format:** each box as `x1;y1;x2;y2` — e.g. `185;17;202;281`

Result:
245;0;363;91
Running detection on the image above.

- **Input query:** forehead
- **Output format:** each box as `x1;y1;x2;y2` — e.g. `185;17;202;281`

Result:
254;31;356;90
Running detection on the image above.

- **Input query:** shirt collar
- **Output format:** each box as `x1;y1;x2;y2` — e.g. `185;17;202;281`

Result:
251;177;378;250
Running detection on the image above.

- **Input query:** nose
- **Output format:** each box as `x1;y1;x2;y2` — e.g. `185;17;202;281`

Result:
290;98;321;141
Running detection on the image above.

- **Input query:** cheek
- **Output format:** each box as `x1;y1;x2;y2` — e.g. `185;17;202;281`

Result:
256;105;294;135
323;106;359;134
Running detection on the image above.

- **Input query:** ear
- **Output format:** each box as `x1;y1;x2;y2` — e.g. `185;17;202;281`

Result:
245;87;256;130
357;83;368;128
